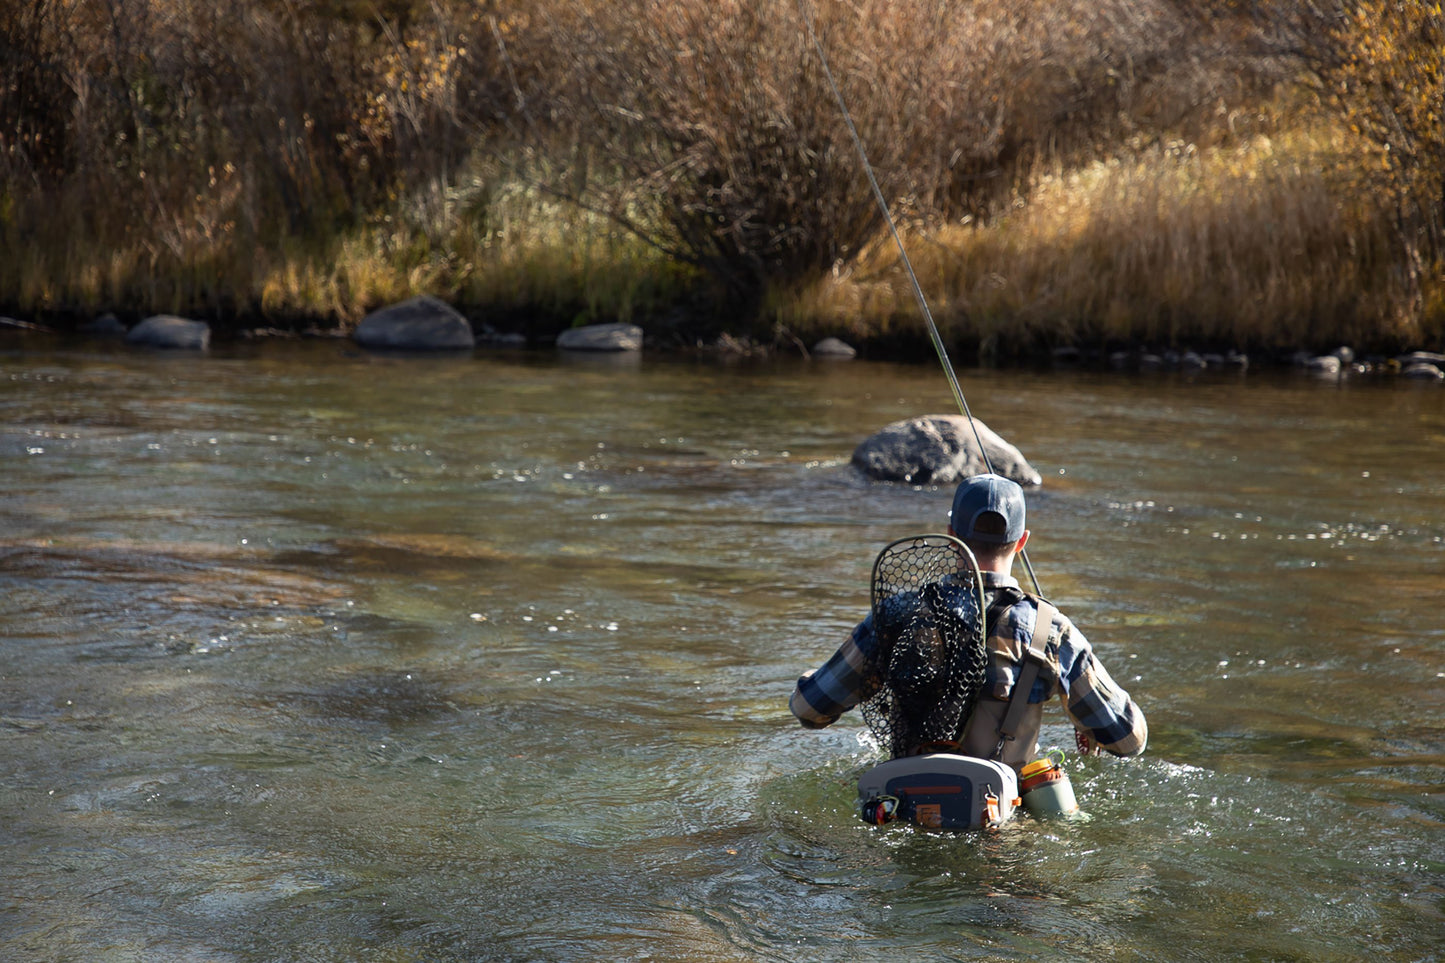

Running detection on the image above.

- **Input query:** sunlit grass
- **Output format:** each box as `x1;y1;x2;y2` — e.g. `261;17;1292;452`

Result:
246;179;696;327
774;124;1434;352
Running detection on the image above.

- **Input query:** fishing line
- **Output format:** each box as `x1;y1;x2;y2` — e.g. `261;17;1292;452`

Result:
797;0;1041;594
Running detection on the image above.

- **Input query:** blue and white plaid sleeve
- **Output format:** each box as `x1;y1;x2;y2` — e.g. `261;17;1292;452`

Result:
1054;618;1148;757
789;615;882;728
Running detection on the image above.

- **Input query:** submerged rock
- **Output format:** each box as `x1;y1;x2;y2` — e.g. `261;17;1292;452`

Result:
852;414;1042;487
557;322;643;352
353;295;475;351
125;315;210;350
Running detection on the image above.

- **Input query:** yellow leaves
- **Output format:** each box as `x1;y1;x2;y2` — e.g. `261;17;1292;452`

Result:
1330;0;1444;191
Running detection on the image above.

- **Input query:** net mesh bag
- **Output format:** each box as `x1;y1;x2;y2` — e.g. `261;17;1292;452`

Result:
862;534;988;758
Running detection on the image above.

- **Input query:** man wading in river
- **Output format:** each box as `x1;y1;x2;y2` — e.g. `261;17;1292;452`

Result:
790;473;1147;772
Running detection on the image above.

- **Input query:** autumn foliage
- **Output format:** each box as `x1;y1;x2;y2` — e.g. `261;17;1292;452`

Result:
0;0;1440;350
1328;1;1445;309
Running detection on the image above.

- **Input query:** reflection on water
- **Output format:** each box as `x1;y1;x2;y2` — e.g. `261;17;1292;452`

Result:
2;339;1442;961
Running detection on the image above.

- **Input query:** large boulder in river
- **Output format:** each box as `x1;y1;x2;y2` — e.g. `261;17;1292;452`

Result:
852;414;1042;486
556;322;643;352
353;295;475;350
125;315;210;350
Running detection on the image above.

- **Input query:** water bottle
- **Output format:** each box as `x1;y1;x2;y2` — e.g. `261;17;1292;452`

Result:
1019;749;1079;818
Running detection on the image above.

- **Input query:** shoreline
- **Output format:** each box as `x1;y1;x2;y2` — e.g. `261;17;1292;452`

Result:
5;313;1443;382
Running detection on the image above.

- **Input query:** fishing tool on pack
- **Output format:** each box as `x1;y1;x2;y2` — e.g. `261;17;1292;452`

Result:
860;794;900;825
795;0;1042;597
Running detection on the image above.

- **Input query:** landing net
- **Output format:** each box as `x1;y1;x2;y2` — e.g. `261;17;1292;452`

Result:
863;534;988;758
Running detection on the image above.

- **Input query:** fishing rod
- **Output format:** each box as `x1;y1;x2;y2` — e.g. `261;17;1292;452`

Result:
797;0;1042;595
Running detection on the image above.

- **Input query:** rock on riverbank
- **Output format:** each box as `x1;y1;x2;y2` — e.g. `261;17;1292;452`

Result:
853;414;1042;486
557;322;644;352
125;315;211;350
353;295;476;350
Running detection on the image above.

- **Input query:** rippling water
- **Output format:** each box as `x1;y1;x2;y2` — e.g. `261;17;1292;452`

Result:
2;337;1441;961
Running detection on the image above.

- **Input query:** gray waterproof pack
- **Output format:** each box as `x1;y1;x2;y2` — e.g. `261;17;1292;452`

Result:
857;753;1020;830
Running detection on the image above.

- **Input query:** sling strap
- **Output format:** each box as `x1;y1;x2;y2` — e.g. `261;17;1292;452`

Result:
990;597;1060;761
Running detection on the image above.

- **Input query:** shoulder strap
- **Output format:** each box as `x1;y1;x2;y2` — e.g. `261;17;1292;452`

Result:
990;598;1061;760
983;585;1025;636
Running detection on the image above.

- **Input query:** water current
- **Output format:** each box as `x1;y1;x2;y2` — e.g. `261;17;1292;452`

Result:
2;336;1441;961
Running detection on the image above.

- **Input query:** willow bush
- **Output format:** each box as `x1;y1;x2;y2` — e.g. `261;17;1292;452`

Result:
0;0;505;319
1327;1;1444;319
1174;0;1445;337
508;0;1257;312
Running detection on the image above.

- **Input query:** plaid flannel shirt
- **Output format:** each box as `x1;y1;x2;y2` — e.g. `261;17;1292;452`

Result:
789;571;1147;758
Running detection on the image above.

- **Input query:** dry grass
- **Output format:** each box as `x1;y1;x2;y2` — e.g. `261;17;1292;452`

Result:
248;181;694;328
770;124;1433;352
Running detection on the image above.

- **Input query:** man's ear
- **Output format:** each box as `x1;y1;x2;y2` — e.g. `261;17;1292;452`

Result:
1015;530;1030;552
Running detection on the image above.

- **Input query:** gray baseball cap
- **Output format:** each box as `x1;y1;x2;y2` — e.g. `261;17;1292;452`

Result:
950;473;1026;543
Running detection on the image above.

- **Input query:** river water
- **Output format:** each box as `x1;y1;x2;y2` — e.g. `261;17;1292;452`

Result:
1;337;1441;962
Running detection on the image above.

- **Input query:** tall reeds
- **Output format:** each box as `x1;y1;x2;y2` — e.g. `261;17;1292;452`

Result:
779;128;1415;353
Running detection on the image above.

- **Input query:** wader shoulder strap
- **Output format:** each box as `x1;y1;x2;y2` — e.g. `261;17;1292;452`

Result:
984;586;1025;636
991;599;1061;760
